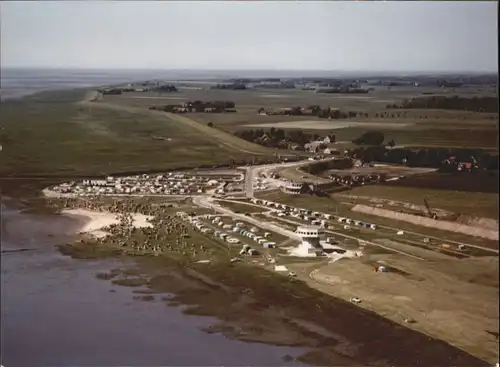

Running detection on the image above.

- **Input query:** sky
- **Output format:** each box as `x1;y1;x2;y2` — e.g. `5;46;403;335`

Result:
0;1;497;72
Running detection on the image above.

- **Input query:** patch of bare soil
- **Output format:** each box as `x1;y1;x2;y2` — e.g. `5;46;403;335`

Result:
456;215;498;231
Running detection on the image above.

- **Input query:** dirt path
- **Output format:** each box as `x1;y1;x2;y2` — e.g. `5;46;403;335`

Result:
163;112;271;156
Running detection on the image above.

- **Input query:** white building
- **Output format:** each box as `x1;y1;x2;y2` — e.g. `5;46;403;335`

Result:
290;226;325;257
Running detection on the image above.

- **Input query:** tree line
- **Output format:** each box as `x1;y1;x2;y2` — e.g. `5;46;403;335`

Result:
395;96;498;113
349;145;498;171
316;87;370;94
154;85;178;93
235;128;324;149
258;105;370;119
150;100;236;113
211;84;247;90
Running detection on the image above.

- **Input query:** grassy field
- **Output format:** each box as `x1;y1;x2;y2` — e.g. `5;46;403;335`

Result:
107;85;497;115
0;89;279;178
110;86;499;151
344;185;498;220
294;254;499;364
213;200;268;214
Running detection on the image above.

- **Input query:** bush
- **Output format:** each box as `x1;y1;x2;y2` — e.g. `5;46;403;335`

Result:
352;131;385;145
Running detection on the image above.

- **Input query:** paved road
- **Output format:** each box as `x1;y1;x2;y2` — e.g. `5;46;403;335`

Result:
240;157;339;199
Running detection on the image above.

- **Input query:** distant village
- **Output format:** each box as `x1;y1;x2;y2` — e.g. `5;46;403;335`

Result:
234;128;345;154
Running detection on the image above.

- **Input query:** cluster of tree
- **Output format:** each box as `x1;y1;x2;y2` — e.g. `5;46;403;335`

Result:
303;158;353;174
153;85;178;93
100;87;157;94
234;128;314;149
258;105;369;119
150;100;236;113
297;78;369;86
258;106;303;116
352;131;386;145
317;87;370;94
100;88;123;95
437;81;463;88
253;82;295;89
212;83;247;90
186;100;235;109
348;145;499;171
362;74;496;88
396;96;498;113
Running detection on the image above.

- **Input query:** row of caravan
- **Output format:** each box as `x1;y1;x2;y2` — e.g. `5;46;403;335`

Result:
251;199;377;231
251;198;332;220
189;215;277;249
188;216;242;244
336;217;377;230
239;230;276;248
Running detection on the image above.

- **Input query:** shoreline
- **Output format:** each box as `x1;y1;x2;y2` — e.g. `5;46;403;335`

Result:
62;208;153;239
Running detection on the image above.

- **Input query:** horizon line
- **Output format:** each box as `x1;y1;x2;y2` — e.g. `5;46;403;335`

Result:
1;66;497;75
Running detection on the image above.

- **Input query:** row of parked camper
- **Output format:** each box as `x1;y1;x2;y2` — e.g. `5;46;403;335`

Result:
336;217;377;230
211;217;277;248
186;215;278;250
187;215;242;244
250;198;377;230
250;199;332;220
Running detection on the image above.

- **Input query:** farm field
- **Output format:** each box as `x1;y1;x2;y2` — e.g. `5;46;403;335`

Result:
345;184;499;220
381;170;499;194
104;86;498;150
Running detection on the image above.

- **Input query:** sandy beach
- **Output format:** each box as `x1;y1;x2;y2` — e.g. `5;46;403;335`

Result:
62;208;153;238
